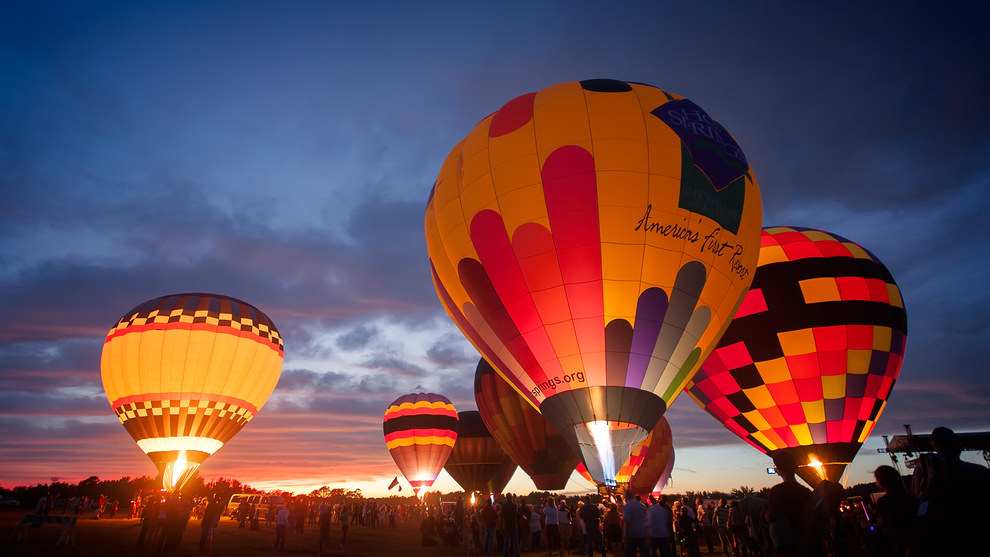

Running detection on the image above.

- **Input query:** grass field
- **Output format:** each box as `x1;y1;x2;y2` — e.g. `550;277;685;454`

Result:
0;508;478;557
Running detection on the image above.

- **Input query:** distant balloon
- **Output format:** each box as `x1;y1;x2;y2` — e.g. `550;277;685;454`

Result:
444;411;518;495
687;227;908;486
383;393;458;496
426;79;763;487
100;293;284;491
474;358;579;490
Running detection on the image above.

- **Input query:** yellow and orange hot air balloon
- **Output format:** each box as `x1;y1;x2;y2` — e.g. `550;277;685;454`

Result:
100;293;284;491
426;79;762;487
383;393;458;497
686;227;907;486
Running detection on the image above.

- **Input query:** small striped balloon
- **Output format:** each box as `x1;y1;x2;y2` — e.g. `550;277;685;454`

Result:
383;393;458;496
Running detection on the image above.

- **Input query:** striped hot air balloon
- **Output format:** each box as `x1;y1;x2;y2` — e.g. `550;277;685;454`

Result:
687;227;908;486
383;393;458;496
426;79;762;487
100;293;284;491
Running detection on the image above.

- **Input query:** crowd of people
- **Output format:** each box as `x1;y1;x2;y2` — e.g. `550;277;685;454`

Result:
412;428;989;557
12;427;988;556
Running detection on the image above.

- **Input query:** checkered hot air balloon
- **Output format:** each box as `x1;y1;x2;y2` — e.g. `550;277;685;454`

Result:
426;79;763;488
100;293;284;491
686;227;908;486
382;393;458;497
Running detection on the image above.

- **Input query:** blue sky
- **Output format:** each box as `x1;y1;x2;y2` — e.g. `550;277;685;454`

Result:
2;1;988;495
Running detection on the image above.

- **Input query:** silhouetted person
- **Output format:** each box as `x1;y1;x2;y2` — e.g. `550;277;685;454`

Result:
873;465;917;557
766;451;811;557
501;494;520;557
911;426;990;555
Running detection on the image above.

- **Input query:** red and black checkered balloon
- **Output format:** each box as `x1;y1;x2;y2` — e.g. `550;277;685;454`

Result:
686;227;907;486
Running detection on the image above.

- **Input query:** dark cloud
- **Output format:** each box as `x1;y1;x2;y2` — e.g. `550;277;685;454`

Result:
335;324;379;351
426;335;478;370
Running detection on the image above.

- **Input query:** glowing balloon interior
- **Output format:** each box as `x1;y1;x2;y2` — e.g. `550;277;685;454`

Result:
383;393;458;497
100;293;284;491
687;227;907;486
426;79;763;486
575;417;673;495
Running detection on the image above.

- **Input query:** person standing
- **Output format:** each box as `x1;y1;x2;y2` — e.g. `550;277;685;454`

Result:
543;497;561;557
199;495;222;555
712;499;732;555
647;495;674;557
678;498;700;557
766;452;811;557
622;490;649;557
502;494;521;557
318;503;333;556
529;504;544;552
558;501;571;555
274;504;290;550
696;499;714;554
339;504;352;549
579;495;605;557
483;500;498;556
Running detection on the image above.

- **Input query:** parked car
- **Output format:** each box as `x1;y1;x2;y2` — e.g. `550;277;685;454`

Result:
1;497;21;507
223;493;285;519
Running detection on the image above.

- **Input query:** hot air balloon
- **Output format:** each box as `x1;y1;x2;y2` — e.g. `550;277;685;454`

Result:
574;417;673;495
444;410;518;495
100;293;284;491
426;79;763;487
474;357;580;490
624;417;674;495
383;393;458;497
650;455;676;497
686;227;907;486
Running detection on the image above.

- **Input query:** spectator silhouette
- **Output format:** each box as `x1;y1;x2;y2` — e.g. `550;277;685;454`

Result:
766;451;811;557
911;426;990;555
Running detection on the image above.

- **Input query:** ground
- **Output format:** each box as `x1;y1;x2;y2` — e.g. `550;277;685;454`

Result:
0;508;471;557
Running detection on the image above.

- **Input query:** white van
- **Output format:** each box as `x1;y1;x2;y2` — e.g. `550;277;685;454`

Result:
223;493;286;518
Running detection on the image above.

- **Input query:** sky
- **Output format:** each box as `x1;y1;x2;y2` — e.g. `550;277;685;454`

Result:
2;1;989;497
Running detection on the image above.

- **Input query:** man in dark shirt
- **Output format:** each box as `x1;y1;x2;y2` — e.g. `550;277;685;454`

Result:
501;494;520;557
766;451;811;557
579;495;605;557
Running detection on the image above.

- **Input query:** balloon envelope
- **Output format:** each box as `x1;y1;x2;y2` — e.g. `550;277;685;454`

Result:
687;227;907;486
100;293;284;491
574;417;673;495
624;417;674;495
383;393;458;496
444;410;517;495
474;358;580;490
426;79;762;486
